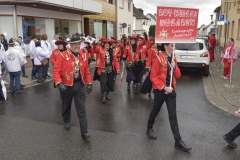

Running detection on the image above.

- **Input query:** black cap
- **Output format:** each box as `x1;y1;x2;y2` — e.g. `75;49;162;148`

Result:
69;37;81;44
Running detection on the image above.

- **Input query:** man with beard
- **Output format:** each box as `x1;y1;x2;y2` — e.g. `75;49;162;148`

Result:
53;37;92;139
93;39;120;103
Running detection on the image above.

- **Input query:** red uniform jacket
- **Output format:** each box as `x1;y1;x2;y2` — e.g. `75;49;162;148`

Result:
141;45;148;61
145;46;159;69
150;52;181;90
81;47;94;59
94;46;120;75
123;45;134;64
133;40;146;62
209;37;216;49
50;49;62;65
53;50;92;86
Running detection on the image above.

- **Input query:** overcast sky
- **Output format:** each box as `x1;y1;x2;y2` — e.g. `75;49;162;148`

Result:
133;0;221;27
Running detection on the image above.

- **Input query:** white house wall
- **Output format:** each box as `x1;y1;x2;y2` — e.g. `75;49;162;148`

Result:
117;0;133;39
0;16;14;39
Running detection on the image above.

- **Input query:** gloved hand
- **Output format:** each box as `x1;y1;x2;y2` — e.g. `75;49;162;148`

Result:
144;68;149;72
92;59;96;62
87;84;92;93
88;58;92;64
122;57;127;61
58;83;67;92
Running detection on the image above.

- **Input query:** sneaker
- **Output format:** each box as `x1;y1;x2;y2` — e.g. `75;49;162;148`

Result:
22;74;28;78
31;77;37;82
224;76;229;80
3;81;8;85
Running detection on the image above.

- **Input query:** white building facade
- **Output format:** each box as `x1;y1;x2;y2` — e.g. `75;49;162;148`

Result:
132;5;150;36
117;0;133;40
146;13;156;26
0;0;102;44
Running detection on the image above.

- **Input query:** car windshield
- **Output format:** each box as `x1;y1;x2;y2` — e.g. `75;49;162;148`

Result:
176;43;204;51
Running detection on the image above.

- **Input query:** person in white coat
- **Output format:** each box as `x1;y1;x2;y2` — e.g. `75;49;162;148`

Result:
17;36;28;78
41;34;51;80
4;38;24;94
34;41;49;83
0;42;8;84
29;35;38;81
51;34;59;51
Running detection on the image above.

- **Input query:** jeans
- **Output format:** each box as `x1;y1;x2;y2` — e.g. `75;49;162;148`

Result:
31;59;37;78
21;65;25;75
43;58;49;78
1;62;8;81
9;71;21;93
36;66;43;82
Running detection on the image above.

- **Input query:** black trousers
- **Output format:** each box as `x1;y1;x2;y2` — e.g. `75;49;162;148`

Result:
126;66;135;83
61;81;88;133
147;89;181;141
226;123;240;141
100;72;114;93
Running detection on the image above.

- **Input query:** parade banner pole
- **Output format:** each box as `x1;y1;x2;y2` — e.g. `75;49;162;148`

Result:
169;43;175;88
120;61;125;87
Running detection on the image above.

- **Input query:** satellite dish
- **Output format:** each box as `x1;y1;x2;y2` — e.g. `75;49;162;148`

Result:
122;23;127;28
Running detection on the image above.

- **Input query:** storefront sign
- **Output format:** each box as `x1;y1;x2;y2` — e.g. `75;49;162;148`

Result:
155;6;199;43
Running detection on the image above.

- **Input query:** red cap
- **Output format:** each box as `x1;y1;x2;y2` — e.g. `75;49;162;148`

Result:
102;39;112;44
55;40;68;46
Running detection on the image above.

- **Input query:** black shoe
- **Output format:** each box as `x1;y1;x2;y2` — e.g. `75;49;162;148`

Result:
106;92;111;100
37;81;43;83
175;140;192;152
16;91;24;94
81;132;91;139
146;128;157;139
127;83;131;91
10;92;15;94
20;84;25;88
102;92;106;103
64;123;70;130
22;74;28;78
223;135;237;148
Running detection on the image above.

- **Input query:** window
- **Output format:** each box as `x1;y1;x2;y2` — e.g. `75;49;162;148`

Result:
107;0;113;4
119;24;123;34
175;43;204;51
94;20;103;38
231;21;234;38
119;0;123;8
128;25;131;35
128;0;131;11
22;17;46;44
238;19;240;39
228;22;230;39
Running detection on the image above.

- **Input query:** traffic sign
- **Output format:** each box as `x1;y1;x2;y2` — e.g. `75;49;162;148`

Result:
122;23;127;28
217;14;224;21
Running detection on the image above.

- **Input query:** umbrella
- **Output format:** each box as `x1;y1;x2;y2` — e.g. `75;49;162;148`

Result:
120;61;125;87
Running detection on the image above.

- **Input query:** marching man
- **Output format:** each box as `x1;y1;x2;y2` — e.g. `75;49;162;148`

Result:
146;43;192;152
220;38;238;80
53;37;92;139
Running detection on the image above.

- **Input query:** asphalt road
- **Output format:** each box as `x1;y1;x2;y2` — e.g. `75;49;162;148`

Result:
0;69;239;160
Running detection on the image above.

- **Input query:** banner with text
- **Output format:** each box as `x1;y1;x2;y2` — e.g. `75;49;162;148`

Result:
155;6;199;43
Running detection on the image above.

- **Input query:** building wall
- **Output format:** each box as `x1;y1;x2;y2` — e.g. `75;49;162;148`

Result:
117;0;133;39
84;0;116;38
219;0;240;52
146;15;156;26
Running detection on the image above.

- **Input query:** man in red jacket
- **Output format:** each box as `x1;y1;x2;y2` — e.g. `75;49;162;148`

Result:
53;37;92;139
146;43;192;152
208;32;216;62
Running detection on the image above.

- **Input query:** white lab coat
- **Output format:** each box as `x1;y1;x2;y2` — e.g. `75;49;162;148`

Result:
29;40;36;60
34;47;49;66
4;47;24;72
51;40;58;51
41;40;51;58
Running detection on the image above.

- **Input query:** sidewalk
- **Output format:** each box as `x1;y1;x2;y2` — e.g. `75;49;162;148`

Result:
203;46;240;117
4;60;96;91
